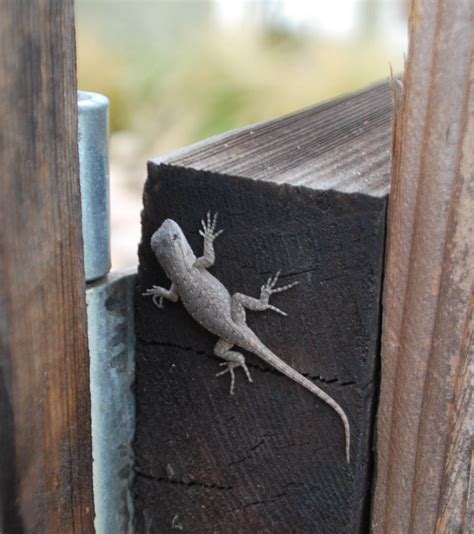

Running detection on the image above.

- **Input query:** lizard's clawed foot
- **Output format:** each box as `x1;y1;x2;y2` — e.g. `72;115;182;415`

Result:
216;360;253;395
199;211;223;243
142;286;165;308
260;271;300;316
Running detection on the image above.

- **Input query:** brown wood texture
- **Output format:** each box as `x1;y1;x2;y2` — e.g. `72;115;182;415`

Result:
158;81;393;197
0;1;94;532
371;1;473;532
134;82;393;533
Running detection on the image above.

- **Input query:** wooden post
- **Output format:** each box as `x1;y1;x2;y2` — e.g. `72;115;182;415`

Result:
0;1;94;532
134;83;393;532
372;1;473;532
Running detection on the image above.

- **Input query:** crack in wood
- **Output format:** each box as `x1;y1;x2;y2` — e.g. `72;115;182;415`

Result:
137;338;358;387
134;470;233;492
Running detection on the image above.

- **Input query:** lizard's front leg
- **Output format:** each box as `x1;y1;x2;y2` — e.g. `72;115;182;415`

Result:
231;271;299;323
193;211;223;269
142;282;179;309
214;339;252;395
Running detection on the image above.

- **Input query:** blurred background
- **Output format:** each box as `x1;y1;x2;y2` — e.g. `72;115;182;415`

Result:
76;0;408;269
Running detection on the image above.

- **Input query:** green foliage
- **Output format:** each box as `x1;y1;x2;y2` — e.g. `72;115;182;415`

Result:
76;6;404;155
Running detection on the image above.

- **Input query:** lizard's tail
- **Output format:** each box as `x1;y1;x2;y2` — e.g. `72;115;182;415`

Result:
254;343;351;463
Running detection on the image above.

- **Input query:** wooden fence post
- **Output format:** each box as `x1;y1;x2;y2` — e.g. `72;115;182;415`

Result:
134;82;393;532
372;0;473;532
0;1;94;531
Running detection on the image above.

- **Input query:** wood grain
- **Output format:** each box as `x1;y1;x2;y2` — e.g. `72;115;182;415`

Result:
0;1;94;532
134;82;392;533
157;82;393;196
371;1;473;532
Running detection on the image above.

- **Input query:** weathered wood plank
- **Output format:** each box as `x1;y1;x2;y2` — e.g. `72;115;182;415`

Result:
157;82;393;196
0;1;94;531
134;82;392;532
371;1;473;532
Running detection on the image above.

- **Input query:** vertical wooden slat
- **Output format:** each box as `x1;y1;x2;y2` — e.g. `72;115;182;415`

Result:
0;1;94;532
372;0;473;532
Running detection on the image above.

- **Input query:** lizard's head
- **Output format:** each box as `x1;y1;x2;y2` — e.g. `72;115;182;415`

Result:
150;218;194;274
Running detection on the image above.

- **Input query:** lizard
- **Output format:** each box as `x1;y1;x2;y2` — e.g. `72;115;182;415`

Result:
143;211;351;463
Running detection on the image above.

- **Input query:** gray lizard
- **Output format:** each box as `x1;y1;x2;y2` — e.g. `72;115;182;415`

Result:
143;212;351;462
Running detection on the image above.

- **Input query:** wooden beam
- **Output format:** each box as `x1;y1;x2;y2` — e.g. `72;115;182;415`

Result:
0;1;94;531
134;82;393;532
372;1;473;532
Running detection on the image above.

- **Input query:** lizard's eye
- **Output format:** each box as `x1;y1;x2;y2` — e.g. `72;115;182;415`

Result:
172;234;178;241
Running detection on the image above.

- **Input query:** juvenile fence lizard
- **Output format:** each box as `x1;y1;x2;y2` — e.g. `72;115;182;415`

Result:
143;212;351;462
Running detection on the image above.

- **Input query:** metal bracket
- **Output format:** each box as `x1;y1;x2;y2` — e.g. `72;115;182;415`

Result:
86;268;136;534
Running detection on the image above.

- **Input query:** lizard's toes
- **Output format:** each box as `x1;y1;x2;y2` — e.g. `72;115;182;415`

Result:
216;365;230;376
152;296;164;309
267;304;288;316
242;364;253;383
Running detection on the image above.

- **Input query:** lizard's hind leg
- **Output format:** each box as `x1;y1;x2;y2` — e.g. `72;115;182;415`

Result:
214;339;252;395
231;271;299;321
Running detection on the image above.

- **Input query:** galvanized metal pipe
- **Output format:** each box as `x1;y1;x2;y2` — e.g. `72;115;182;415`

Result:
78;91;111;282
86;268;136;534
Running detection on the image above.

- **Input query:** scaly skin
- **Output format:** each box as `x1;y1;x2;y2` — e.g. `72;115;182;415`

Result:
143;212;351;463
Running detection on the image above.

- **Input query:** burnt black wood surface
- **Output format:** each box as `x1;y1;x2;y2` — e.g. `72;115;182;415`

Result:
135;172;387;532
134;83;391;533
